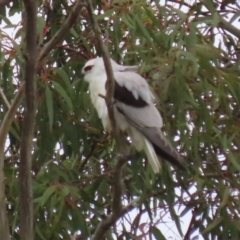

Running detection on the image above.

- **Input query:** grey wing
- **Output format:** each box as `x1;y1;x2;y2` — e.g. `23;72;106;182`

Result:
114;72;186;170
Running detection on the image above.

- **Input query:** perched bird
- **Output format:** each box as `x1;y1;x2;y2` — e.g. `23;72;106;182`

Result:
82;57;185;173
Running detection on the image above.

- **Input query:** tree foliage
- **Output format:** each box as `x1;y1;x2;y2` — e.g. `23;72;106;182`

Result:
0;0;240;239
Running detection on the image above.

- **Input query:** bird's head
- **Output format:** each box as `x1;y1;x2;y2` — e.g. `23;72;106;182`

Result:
82;57;113;82
82;58;104;75
82;57;138;82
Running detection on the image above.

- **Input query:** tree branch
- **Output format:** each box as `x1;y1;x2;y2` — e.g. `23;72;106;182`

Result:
91;156;133;240
19;0;37;239
0;84;25;240
86;0;117;133
37;0;85;67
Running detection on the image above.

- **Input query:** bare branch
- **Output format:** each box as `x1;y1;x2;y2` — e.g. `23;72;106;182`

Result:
0;0;14;7
37;0;85;67
0;84;25;240
19;0;38;239
86;0;117;133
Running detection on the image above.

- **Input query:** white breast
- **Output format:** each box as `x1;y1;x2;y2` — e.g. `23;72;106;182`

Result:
88;73;129;132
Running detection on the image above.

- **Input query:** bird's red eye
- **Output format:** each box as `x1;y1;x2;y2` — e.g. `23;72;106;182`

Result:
84;65;93;72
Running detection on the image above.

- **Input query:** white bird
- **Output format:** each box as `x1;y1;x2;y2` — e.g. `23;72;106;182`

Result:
82;57;185;173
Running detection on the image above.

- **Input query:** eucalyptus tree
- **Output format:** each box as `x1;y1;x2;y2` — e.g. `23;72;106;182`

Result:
0;0;240;239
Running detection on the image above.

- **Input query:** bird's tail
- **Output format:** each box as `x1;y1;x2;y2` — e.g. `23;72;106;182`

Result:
129;126;161;173
143;138;161;173
141;128;186;171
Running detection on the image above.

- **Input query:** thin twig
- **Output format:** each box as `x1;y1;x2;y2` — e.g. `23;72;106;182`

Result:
19;0;37;239
78;142;97;172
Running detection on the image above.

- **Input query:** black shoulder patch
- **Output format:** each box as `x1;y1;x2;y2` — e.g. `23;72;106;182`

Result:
105;80;148;108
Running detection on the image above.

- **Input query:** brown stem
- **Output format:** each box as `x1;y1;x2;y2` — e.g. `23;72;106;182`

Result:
19;0;37;239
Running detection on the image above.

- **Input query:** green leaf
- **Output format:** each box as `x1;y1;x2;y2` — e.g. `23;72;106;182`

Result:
55;68;72;92
77;210;90;238
135;15;153;43
96;9;115;20
36;16;46;43
202;217;223;234
52;81;73;110
144;6;159;26
0;13;12;25
2;59;10;81
36;225;47;240
34;185;57;207
212;12;220;27
0;4;5;22
219;187;230;209
70;28;79;38
203;0;216;13
9;126;20;142
45;85;54;131
60;185;70;198
122;13;135;28
168;6;186;21
151;226;167;240
229;152;240;170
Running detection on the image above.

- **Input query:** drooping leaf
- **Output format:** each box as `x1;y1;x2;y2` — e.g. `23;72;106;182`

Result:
45;85;54;131
52;81;73;110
